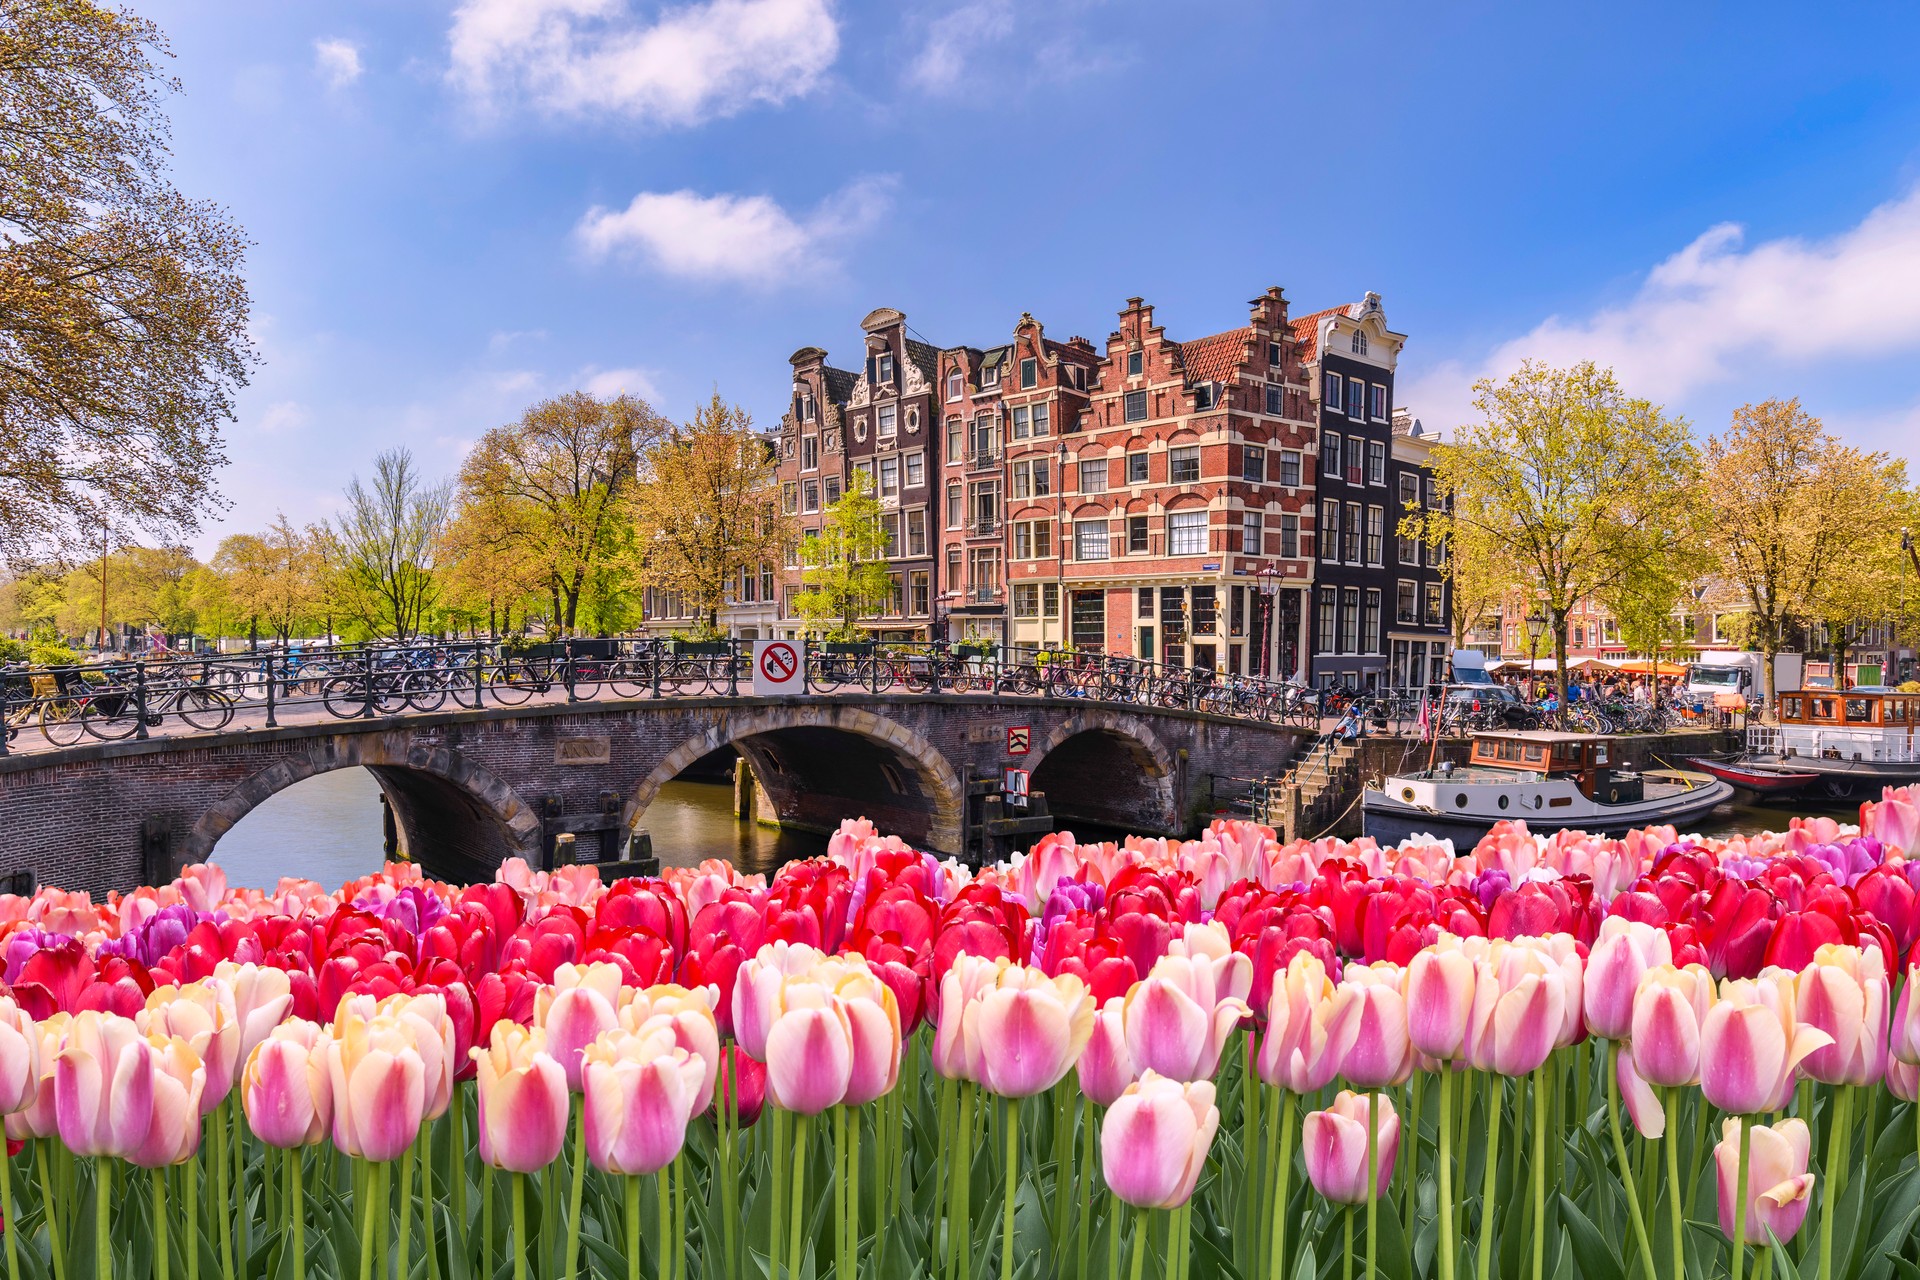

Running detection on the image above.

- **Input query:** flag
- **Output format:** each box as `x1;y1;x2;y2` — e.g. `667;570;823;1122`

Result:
1415;691;1432;740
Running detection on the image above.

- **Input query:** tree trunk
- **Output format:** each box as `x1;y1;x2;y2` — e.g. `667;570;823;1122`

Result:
1554;614;1569;729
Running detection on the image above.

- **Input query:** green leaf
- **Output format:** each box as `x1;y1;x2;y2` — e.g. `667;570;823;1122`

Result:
1557;1192;1623;1280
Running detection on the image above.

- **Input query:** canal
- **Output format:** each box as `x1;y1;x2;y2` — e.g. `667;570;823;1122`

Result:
206;764;1872;891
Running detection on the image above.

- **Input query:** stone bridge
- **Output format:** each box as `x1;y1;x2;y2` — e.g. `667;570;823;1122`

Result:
0;695;1311;894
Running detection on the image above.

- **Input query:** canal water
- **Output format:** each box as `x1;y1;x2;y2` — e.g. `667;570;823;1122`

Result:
208;765;1881;892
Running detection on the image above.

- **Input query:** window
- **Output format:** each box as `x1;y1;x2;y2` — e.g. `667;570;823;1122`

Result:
905;452;925;488
1363;590;1381;654
1241;447;1266;482
946;418;963;465
801;435;818;471
1347;435;1364;483
1366;441;1385;485
1279;450;1302;487
970;482;1000;532
970;413;1000;461
1241;510;1262;553
1399;473;1418;508
946;484;963;529
1351;331;1368;355
881;512;901;556
1370;384;1387;421
1341;588;1360;655
1425;584;1446;627
1280;513;1299;558
1231;586;1246;637
1347;378;1366;418
946;547;961;592
878;404;897;437
1170;446;1201;483
1317;587;1337;653
1075;520;1110;560
1322;431;1341;477
1320;500;1339;560
1011;406;1031;440
875;353;895;384
879;456;900;497
797;392;817;422
1011;458;1049;499
1128;452;1149;484
1029;403;1050;437
781;482;797;515
1365;506;1383;565
1398;529;1418;565
1124;390;1148;423
762;564;775;601
1013;584;1040;618
885;574;904;617
981;363;1000;389
823;476;842;506
1397;581;1419;625
1343;502;1362;562
1128;514;1149;553
1265;385;1285;415
1192;586;1218;635
1162;588;1187;637
1168;510;1207;555
969;548;1001;596
1424;477;1438;508
1079;458;1108;493
946;370;963;401
1013;520;1052;559
906;509;928;557
1127;350;1143;377
1043;583;1060;618
909;571;930;616
1323;371;1343;413
802;480;820;513
1020;357;1038;389
1137;587;1155;617
1193;384;1216;410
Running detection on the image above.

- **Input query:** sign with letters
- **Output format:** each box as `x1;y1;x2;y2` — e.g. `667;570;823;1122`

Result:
753;640;804;696
555;736;611;766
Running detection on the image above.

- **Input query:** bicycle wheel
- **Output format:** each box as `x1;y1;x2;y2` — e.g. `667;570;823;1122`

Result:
607;659;650;699
404;672;447;713
39;701;87;746
322;676;373;718
82;696;141;741
177;687;236;732
487;666;534;706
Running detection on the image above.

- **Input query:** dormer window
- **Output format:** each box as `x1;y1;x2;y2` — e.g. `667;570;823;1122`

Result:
946;370;962;401
981;364;1000;389
1020;357;1038;389
876;354;896;384
1127;350;1143;377
797;392;816;422
1269;342;1283;367
1193;383;1217;410
1351;331;1368;355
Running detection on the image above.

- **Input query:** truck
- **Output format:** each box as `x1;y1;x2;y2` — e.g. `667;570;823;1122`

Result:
1685;650;1802;701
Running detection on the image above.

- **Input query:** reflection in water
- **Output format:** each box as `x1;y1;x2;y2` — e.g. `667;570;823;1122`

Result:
1699;792;1863;839
641;780;826;877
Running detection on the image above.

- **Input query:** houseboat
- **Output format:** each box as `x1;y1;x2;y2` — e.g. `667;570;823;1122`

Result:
1361;730;1734;847
1729;686;1920;797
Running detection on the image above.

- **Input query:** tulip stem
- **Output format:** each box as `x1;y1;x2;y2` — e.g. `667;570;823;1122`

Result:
37;1141;66;1280
1406;1073;1422;1247
769;1106;787;1280
954;1086;975;1280
149;1167;169;1280
1730;1114;1752;1280
211;1106;232;1280
0;1143;18;1280
94;1158;111;1280
1663;1090;1683;1280
1128;1208;1149;1280
1602;1044;1655;1280
1242;1066;1261;1279
1269;1091;1295;1280
624;1175;640;1280
788;1116;810;1280
1342;1206;1353;1280
658;1169;673;1280
511;1172;528;1280
1365;1088;1379;1280
1436;1069;1455;1280
288;1148;304;1280
398;1137;417;1280
835;1106;847;1280
450;1082;468;1234
1819;1086;1849;1280
1476;1076;1501;1280
850;1106;864;1280
1002;1100;1018;1280
481;1163;493;1276
1076;1102;1094;1280
1532;1065;1548;1280
933;1077;955;1280
563;1104;586;1280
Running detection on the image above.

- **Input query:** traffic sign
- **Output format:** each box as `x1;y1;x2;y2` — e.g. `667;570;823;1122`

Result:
753;640;803;695
1006;725;1031;756
1002;767;1030;808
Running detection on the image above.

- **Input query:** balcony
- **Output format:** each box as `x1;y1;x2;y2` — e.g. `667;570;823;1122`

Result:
970;517;1003;537
964;585;1003;605
966;446;1003;472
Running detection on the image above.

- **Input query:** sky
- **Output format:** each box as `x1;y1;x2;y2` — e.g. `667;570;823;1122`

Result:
137;0;1920;554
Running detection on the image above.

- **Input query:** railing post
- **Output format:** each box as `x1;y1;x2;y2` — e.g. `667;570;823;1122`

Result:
650;642;662;699
728;639;740;697
869;643;881;694
473;645;485;709
564;640;578;703
0;673;11;757
134;660;150;740
802;638;812;695
361;656;376;719
264;649;278;728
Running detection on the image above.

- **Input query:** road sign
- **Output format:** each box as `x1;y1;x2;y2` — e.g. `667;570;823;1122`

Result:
1006;725;1030;756
1002;767;1029;808
753;640;803;695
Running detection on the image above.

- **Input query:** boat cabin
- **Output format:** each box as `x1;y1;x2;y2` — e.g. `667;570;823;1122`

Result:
1764;686;1920;768
1465;732;1638;802
1776;687;1920;730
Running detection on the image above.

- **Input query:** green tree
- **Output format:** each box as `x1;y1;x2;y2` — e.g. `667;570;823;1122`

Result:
1423;361;1700;713
1803;477;1920;683
792;473;892;640
324;448;452;641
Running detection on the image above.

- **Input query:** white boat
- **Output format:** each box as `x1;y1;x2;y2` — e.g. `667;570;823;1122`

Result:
1362;730;1734;846
1735;686;1920;798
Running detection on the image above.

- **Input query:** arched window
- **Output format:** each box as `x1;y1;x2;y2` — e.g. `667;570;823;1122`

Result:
1351;331;1368;355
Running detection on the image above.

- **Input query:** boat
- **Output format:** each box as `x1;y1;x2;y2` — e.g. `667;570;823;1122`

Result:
1681;756;1821;797
1361;730;1735;847
1728;686;1920;799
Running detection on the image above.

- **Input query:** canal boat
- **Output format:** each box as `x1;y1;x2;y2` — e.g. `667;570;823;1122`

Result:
1361;730;1734;847
1681;755;1822;797
1726;686;1920;798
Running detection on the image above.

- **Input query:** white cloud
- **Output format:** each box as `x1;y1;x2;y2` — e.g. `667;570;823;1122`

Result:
907;0;1014;92
253;401;311;435
575;175;894;285
487;328;549;354
1401;183;1920;441
447;0;838;126
579;366;661;400
313;39;363;89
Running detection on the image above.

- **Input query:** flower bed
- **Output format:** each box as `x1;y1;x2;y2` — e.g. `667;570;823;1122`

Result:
0;787;1918;1279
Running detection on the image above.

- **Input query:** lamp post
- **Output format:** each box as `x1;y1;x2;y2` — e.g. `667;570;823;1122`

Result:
1525;610;1547;704
1256;566;1282;678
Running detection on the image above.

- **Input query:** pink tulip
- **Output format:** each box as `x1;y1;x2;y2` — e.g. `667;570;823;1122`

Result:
320;1009;428;1163
1257;953;1357;1095
5;1013;68;1142
54;1011;150;1158
126;1034;205;1168
1077;1004;1135;1107
1406;945;1477;1062
1584;917;1670;1041
1889;1057;1919;1102
1628;964;1716;1088
962;964;1095;1098
241;1020;330;1149
1099;1072;1220;1209
1465;950;1566;1079
763;989;854;1115
1302;1090;1400;1205
1699;974;1832;1115
582;1027;707;1176
473;1023;570;1173
617;984;722;1114
931;953;1003;1082
733;942;826;1061
141;981;240;1114
1122;954;1251;1083
1862;784;1920;856
1335;965;1411;1089
214;961;295;1066
534;962;624;1092
1714;1117;1814;1244
1892;962;1920;1065
826;967;901;1107
0;996;39;1115
1794;944;1888;1086
1616;1046;1665;1139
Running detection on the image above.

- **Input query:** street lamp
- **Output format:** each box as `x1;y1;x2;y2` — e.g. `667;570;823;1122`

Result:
1525;611;1547;702
1256;566;1283;678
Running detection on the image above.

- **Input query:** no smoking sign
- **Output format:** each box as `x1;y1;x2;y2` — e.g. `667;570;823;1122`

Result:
753;640;803;695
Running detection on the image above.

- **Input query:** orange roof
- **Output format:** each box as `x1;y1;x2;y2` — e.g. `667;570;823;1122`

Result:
1289;304;1356;363
1178;327;1251;384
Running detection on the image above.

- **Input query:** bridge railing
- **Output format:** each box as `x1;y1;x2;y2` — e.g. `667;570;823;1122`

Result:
0;636;1329;756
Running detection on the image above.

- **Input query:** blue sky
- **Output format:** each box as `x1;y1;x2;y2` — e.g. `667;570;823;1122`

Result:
142;0;1920;552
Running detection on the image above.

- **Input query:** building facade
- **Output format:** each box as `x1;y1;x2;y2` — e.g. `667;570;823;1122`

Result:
1387;415;1453;688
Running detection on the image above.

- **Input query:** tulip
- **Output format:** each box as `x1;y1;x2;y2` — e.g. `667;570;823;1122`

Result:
214;960;295;1064
1076;1003;1135;1107
1584;917;1670;1041
1405;944;1476;1062
1628;964;1716;1087
319;1008;428;1163
1616;1046;1666;1139
762;986;853;1116
1257;952;1357;1095
1699;973;1832;1115
1465;951;1565;1079
1121;954;1251;1083
54;1010;150;1159
825;965;901;1107
473;1023;570;1173
1336;964;1412;1088
140;980;240;1113
126;1033;206;1168
733;942;826;1061
5;1012;68;1143
1301;1090;1399;1205
618;984;722;1113
534;962;624;1092
1100;1072;1220;1208
241;1019;330;1148
0;996;39;1115
1794;943;1888;1086
581;1026;706;1176
1715;1117;1813;1244
961;963;1095;1099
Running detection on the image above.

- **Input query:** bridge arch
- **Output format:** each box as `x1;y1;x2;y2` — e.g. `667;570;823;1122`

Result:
1029;712;1182;835
628;704;965;854
186;736;543;882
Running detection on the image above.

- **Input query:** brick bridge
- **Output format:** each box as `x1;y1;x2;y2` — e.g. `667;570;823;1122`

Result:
0;695;1311;894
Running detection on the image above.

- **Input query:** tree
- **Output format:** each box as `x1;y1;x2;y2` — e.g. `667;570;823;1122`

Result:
1697;400;1907;701
324;449;452;640
214;514;321;643
457;391;664;635
1403;495;1518;650
435;500;547;637
0;1;255;562
628;393;790;635
1802;477;1920;683
791;473;893;640
1424;361;1700;713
